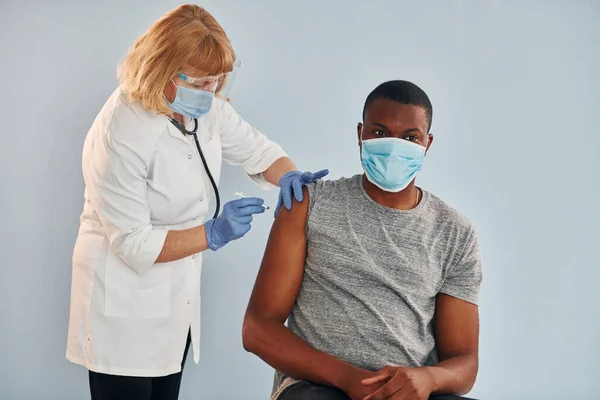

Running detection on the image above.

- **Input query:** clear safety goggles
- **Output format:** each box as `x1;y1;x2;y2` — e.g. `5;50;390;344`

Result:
177;57;242;97
177;72;223;92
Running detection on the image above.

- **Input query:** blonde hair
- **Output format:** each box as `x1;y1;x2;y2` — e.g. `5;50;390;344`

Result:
118;4;235;114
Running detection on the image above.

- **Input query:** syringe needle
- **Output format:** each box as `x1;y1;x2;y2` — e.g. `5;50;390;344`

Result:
235;192;270;210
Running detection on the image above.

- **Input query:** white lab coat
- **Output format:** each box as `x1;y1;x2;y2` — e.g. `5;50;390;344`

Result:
66;88;286;377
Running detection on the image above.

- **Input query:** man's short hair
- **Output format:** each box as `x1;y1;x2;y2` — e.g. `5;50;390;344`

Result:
362;80;433;131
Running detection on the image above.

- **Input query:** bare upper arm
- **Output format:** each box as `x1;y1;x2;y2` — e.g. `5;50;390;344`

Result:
245;187;310;323
434;293;480;360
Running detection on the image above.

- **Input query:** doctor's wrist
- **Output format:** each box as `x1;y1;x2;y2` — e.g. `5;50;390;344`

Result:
204;219;227;251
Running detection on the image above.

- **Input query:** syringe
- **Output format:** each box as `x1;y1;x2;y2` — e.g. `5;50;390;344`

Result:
235;191;271;210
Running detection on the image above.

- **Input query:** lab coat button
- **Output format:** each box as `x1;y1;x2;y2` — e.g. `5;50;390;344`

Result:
186;300;191;305
188;154;192;159
199;197;203;202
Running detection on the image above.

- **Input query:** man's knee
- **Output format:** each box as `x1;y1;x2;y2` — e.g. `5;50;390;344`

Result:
279;381;350;400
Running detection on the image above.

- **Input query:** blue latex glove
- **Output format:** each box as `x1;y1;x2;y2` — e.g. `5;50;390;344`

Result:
275;169;329;216
205;197;265;251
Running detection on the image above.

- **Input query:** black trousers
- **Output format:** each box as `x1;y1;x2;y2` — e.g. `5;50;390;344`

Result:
88;332;192;400
279;381;477;400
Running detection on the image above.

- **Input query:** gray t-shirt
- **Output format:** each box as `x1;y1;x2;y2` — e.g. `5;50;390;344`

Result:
273;174;482;391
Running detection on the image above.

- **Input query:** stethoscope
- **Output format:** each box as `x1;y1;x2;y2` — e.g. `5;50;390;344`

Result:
167;116;221;219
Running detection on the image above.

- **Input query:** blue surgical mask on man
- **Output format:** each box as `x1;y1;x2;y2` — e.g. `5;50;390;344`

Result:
166;80;214;119
360;133;426;193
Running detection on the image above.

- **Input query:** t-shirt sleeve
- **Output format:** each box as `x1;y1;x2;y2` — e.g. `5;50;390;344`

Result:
305;179;328;236
439;227;483;305
307;178;328;213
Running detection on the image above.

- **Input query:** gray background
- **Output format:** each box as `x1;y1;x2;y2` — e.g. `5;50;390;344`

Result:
1;0;599;399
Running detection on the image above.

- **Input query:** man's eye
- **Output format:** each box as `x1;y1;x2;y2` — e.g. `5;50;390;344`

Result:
406;135;418;142
373;130;386;137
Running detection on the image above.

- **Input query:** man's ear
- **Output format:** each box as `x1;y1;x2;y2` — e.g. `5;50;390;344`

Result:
357;122;363;146
425;133;434;155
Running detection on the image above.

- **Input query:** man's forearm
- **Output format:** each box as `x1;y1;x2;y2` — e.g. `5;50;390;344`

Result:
262;156;297;186
425;353;478;395
243;317;360;390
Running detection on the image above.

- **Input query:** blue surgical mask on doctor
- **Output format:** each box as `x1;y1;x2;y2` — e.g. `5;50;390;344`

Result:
166;72;221;119
360;128;426;193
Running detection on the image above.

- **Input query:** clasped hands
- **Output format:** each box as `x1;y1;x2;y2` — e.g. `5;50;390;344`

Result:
343;366;435;400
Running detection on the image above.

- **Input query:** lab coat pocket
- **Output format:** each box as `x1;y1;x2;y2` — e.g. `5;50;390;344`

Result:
104;250;171;319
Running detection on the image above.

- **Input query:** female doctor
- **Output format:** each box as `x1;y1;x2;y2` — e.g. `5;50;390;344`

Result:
66;5;327;400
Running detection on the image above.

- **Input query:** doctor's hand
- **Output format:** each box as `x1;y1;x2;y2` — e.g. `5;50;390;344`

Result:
204;197;265;251
275;169;329;217
361;366;434;400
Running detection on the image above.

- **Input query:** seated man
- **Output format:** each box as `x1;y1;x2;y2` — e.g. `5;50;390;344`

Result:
243;80;482;400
